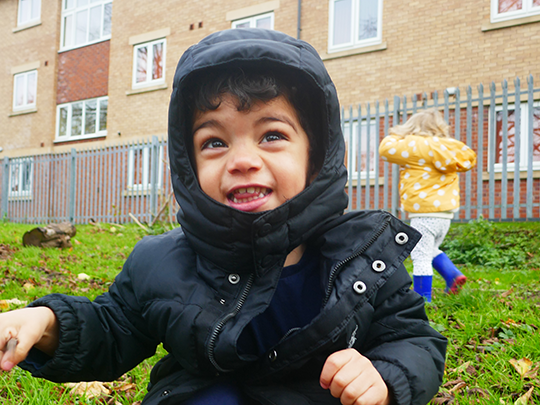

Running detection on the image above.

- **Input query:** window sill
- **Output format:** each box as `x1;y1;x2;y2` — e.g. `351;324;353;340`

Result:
54;134;106;144
13;20;42;33
9;107;37;117
346;176;386;187
59;38;111;53
122;188;163;197
482;170;540;180
126;83;168;96
482;14;540;31
8;195;33;202
321;42;387;61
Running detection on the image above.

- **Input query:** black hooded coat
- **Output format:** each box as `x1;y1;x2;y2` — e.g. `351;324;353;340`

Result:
20;29;446;405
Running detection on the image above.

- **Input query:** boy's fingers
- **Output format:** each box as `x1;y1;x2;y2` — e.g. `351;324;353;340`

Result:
0;339;17;371
320;349;355;389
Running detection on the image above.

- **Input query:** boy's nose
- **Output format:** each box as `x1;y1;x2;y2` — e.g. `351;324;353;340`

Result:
226;145;263;174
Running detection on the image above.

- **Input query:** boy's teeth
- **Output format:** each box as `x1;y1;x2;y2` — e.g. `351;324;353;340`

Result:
230;187;269;204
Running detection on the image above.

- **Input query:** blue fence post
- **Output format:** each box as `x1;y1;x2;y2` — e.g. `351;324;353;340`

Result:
391;96;400;218
1;157;9;221
150;135;159;223
69;148;77;222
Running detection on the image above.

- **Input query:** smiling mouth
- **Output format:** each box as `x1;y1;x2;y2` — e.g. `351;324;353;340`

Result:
228;187;271;204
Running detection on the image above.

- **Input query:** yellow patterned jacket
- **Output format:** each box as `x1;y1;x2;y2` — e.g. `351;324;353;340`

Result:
379;134;477;213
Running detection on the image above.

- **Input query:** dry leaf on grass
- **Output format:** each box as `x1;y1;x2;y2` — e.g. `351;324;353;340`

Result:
65;381;110;399
0;298;28;310
509;358;533;377
514;386;534;405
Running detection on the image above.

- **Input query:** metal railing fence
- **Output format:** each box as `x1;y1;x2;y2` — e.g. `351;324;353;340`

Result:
343;74;540;222
0;136;178;225
1;75;539;224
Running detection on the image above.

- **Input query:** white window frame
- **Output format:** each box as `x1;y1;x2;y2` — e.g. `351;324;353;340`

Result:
132;38;166;89
60;0;112;51
344;119;378;180
55;96;108;142
491;0;540;23
490;101;540;171
232;12;274;29
328;0;383;53
13;70;37;111
9;158;33;198
18;0;41;26
127;145;164;191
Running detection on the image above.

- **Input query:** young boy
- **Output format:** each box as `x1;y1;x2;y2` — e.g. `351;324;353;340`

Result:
0;29;446;405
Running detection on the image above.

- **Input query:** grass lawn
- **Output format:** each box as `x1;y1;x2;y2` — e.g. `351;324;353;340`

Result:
0;218;539;404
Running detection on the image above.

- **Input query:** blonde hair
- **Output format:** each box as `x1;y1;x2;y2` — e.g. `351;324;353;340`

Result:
389;108;450;138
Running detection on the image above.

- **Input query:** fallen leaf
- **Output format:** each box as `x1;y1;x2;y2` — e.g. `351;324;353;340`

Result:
514;386;534;405
501;288;514;298
449;381;467;394
0;298;28;310
65;381;110;399
509;358;533;377
467;387;490;398
77;273;92;281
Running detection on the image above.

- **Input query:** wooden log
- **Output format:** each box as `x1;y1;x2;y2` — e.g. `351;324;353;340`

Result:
22;222;77;249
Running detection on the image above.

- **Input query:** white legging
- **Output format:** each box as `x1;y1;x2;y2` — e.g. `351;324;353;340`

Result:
409;217;451;276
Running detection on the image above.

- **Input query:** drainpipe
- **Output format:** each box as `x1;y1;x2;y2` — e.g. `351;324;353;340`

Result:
297;0;302;39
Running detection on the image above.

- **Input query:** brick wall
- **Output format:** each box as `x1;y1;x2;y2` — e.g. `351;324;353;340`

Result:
57;41;110;104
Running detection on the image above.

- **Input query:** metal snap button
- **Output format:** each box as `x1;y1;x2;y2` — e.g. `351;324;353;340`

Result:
395;232;409;245
268;350;278;362
353;281;367;294
160;389;171;397
372;260;386;272
228;274;240;284
259;223;272;236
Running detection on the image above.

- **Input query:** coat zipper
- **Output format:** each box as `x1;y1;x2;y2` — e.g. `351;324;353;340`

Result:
207;272;255;373
322;216;391;307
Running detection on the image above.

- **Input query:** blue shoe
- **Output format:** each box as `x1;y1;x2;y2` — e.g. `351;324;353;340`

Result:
413;275;432;302
432;252;466;294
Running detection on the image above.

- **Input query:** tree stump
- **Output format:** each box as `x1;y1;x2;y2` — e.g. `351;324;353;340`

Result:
22;222;77;249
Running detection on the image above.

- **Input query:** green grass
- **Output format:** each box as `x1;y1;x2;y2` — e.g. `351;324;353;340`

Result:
0;218;540;403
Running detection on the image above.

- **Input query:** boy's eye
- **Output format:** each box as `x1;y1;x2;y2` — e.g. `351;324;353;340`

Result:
202;138;227;149
262;132;286;143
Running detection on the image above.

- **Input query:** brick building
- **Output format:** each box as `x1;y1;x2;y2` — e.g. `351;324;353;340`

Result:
1;0;539;222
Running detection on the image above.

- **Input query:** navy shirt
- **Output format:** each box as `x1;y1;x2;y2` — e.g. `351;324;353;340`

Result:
237;247;323;356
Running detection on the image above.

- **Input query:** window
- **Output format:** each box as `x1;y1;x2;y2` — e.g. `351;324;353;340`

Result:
13;70;37;111
493;102;540;170
127;145;163;190
329;0;382;53
132;39;166;88
491;0;540;22
9;158;33;198
56;96;108;141
232;12;274;29
344;119;378;179
18;0;41;26
61;0;112;50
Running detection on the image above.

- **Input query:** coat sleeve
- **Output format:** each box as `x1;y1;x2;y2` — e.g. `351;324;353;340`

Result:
378;135;411;166
361;265;447;405
430;137;477;173
19;252;160;383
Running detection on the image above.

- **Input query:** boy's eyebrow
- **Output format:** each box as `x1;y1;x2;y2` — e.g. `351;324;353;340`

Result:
256;115;299;132
192;119;222;134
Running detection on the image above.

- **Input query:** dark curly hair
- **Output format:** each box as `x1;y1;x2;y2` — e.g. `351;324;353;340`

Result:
183;67;325;181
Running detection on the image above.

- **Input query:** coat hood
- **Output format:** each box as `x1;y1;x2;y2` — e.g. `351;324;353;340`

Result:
168;29;348;275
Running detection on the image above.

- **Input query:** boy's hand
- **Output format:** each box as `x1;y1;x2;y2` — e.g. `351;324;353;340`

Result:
320;348;391;405
0;307;59;371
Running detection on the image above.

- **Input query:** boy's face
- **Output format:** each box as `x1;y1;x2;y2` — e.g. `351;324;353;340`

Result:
192;94;310;213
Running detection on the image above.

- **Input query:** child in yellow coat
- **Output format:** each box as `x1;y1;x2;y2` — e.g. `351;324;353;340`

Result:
379;108;477;302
